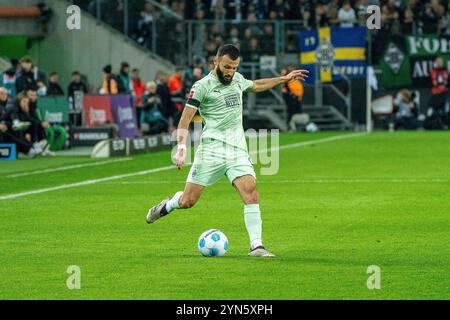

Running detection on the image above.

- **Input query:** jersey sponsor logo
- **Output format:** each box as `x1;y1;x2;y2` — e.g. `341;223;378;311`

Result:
224;93;240;108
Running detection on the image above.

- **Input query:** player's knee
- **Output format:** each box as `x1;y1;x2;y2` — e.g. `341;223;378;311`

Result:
243;190;259;204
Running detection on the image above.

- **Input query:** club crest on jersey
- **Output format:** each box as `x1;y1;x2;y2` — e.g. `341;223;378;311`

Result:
224;93;240;108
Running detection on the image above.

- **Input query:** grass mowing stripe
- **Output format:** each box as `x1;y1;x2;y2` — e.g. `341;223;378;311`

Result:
0;132;365;201
6;158;133;178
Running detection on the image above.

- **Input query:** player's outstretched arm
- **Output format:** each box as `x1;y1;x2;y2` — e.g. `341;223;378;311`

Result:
173;105;197;169
250;69;309;93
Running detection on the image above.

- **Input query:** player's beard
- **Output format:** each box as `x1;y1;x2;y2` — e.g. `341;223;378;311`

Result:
216;66;233;85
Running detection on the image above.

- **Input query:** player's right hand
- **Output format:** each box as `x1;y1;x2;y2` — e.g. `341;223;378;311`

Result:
173;148;186;170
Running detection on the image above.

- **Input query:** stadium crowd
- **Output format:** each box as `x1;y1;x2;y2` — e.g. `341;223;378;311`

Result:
75;0;450;64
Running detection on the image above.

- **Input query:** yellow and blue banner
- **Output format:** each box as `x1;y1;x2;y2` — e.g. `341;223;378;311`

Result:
299;26;367;84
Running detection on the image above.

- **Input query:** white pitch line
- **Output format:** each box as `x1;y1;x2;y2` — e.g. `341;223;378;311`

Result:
252;132;368;154
6;158;133;178
102;179;450;185
0;165;175;201
0;133;365;201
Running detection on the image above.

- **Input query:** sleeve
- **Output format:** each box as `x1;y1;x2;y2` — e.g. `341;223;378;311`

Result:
185;82;206;110
240;74;254;92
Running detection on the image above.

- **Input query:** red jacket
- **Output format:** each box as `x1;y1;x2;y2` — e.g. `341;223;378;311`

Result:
430;67;449;95
132;78;146;106
168;74;184;112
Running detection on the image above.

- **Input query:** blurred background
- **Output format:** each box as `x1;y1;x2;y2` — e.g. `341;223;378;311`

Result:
0;0;449;158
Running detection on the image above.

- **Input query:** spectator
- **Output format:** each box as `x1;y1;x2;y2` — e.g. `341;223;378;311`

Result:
47;72;65;96
141;81;168;135
2;59;19;97
212;0;226;31
26;89;58;156
298;0;313;23
242;37;261;64
207;56;216;71
355;0;369;26
36;80;48;97
226;0;246;23
168;67;185;127
185;56;207;81
393;89;419;130
26;89;50;133
131;68;146;128
15;57;40;94
101;65;118;94
242;27;254;46
327;0;341;24
155;70;172;121
281;66;309;131
381;0;401;32
310;3;330;28
270;0;288;19
0;88;40;157
401;6;415;34
260;24;275;55
227;27;241;47
423;0;445;34
117;62;133;94
338;1;356;28
246;12;263;35
439;11;450;35
137;1;155;46
183;66;203;97
205;41;219;58
427;56;449;129
67;71;88;109
13;92;48;149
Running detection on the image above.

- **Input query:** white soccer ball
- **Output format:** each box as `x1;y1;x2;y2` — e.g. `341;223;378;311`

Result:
198;229;229;257
306;122;319;133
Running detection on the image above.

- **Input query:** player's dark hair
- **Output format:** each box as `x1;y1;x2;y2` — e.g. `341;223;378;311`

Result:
217;44;240;60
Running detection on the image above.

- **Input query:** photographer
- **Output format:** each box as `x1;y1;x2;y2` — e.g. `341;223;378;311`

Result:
141;81;168;135
393;89;419;130
0;88;43;157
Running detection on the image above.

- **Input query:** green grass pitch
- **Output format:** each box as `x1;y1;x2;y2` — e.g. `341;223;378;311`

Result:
0;131;449;299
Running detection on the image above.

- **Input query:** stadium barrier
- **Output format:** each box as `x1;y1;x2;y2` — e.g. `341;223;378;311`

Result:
83;95;139;139
71;127;115;147
37;96;70;151
91;133;172;158
0;143;17;161
37;97;69;124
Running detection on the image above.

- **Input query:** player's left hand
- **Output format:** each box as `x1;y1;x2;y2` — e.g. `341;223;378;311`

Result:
282;69;309;82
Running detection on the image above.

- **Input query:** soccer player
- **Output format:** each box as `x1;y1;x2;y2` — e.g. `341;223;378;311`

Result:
147;44;308;257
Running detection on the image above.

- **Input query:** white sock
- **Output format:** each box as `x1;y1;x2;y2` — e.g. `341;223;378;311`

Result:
165;191;184;213
244;204;263;250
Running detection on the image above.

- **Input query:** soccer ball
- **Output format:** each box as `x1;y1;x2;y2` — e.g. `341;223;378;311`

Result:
198;229;229;257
